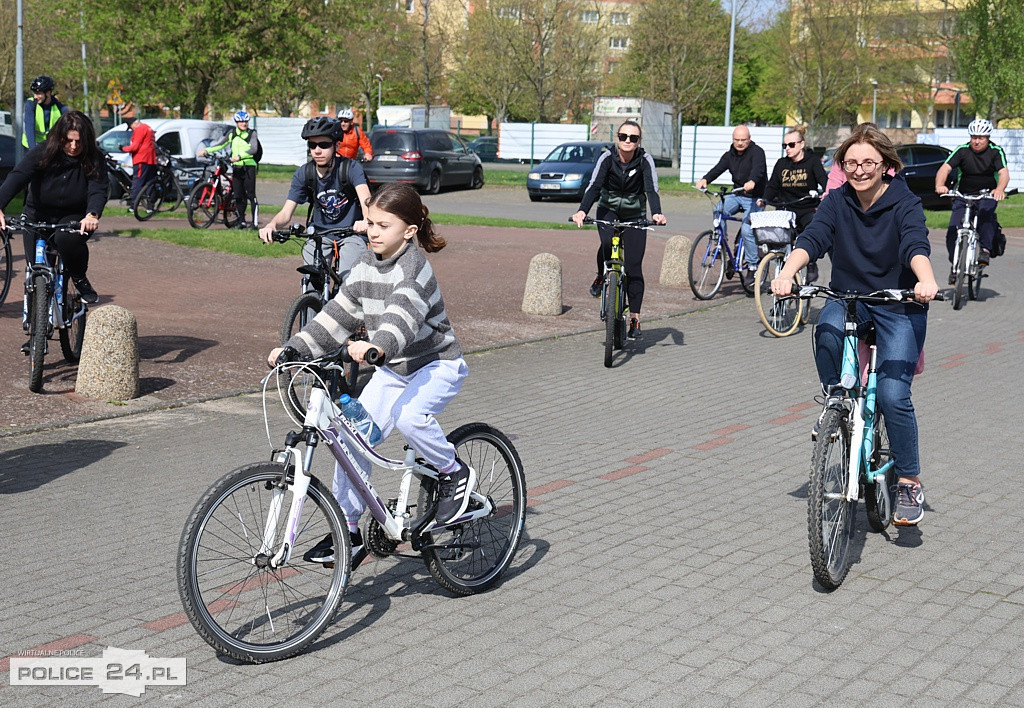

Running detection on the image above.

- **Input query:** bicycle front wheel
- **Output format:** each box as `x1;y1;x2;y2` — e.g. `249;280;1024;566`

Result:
59;276;87;363
187;182;220;229
419;423;527;595
688;230;725;300
28;274;50;393
754;252;802;337
177;462;351;663
133;181;163;221
0;234;12;307
865;414;895;532
603;270;620;368
808;407;856;589
953;239;968;310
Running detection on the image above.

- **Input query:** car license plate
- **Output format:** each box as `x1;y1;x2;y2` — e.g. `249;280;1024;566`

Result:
377;155;399;162
540;183;561;190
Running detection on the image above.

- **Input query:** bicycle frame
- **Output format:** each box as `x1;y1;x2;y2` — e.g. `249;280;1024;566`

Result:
600;228;627;322
259;368;493;569
708;198;745;272
21;227;84;334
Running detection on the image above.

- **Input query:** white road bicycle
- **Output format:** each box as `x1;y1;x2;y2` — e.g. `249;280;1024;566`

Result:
176;347;527;663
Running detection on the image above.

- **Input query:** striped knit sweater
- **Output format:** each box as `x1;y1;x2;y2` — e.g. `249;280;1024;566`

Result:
286;241;462;376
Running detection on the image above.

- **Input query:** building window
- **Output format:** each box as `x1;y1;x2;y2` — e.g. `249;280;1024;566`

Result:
403;0;414;13
935;108;971;129
581;10;599;23
878;110;911;129
609;37;629;50
610;12;630;25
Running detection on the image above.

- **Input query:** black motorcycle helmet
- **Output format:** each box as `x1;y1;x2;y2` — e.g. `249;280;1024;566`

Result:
30;75;56;93
301;117;341;141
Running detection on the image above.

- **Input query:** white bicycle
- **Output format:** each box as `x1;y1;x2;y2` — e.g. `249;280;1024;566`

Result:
176;347;527;663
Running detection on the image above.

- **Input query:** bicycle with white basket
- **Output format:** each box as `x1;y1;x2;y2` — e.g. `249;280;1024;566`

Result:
176;346;527;663
750;197;816;337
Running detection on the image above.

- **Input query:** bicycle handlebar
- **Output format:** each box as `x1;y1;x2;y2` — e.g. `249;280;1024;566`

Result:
569;216;661;229
3;215;83;233
694;185;747;198
274;342;383;369
942;187;1018;201
792;284;945;303
761;192;820;209
268;225;357;244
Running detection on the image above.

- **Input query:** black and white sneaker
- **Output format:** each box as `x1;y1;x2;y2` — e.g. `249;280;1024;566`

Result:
435;461;476;525
627;319;642;340
349;529;367;570
303;533;335;563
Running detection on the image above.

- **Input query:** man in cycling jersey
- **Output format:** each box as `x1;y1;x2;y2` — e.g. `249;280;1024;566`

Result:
199;110;260;229
335;108;373;162
934;118;1009;283
259;118;371;282
22;75;68;148
695;125;767;288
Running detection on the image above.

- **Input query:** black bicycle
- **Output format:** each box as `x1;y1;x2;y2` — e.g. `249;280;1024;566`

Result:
133;147;190;221
5;216;89;392
270;225;365;412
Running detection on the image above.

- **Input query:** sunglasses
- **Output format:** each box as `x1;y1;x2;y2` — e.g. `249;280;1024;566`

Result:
617;133;640;143
307;140;335;150
783;141;803;148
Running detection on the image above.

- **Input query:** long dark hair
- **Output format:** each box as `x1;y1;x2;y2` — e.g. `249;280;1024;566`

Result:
366;183;446;252
38;111;103;179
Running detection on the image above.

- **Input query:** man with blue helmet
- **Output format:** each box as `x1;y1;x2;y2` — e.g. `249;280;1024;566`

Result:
199;110;260;228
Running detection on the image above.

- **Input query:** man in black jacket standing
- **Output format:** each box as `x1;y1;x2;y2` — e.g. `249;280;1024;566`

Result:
696;125;767;286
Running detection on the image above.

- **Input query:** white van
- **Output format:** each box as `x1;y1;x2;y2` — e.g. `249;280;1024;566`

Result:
98;118;233;169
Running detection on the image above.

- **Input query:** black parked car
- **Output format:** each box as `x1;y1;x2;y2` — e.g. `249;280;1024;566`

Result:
466;135;499;162
363;128;484;194
895;143;952;208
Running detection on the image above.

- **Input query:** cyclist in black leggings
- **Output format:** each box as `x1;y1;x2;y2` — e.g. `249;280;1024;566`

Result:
572;120;666;340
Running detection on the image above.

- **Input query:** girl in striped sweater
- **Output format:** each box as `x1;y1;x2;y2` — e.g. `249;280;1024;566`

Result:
269;183;473;565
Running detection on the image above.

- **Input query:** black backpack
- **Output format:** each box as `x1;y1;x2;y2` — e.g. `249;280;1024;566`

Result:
302;157;356;227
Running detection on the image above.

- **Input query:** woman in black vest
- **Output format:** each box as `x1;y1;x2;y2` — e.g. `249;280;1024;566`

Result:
572;120;666;340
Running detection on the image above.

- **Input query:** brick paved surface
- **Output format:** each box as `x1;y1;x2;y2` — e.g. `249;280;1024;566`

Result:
2;234;1024;705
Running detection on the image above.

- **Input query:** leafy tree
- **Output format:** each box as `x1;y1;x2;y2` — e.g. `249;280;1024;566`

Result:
950;0;1024;123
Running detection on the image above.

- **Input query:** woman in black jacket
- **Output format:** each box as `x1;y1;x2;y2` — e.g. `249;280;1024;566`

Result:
0;110;107;303
572;120;666;340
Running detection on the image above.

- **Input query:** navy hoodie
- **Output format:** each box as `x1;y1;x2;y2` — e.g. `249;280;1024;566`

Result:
795;173;929;298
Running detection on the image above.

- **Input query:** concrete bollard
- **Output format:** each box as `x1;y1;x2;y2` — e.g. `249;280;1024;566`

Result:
521;252;563;316
659;234;692;288
75;305;140;401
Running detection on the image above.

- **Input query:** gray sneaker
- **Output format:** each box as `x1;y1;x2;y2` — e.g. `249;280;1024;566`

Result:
435;461;476;525
893;480;924;526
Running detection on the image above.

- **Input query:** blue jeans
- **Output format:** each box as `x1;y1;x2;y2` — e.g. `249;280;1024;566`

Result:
946;197;996;262
130;163;156;210
722;193;762;269
814;300;927;479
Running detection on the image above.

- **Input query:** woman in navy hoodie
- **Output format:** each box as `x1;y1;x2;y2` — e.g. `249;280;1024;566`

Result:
771;124;939;527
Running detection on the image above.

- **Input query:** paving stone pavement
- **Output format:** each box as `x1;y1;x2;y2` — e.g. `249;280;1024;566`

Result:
2;238;1024;706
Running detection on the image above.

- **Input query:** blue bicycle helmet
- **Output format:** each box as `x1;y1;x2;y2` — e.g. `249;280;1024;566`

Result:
233;110;251;123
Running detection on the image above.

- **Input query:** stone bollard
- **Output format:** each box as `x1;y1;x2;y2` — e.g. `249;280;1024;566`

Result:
521;252;562;316
659;233;692;288
76;305;140;401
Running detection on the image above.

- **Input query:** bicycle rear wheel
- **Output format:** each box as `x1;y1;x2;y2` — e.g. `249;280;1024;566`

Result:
419;423;526;595
808;406;855;589
28;274;50;393
59;276;87;363
754;252;802;337
177;462;350;663
687;230;725;300
187;182;219;229
865;414;895;532
133;181;164;221
0;234;12;307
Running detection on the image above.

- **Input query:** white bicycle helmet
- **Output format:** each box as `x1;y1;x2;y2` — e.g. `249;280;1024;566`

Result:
337;108;354;121
967;118;993;136
233;110;251;123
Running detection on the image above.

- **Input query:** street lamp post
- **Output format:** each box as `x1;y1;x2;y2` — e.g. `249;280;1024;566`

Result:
871;80;878;124
724;0;737;126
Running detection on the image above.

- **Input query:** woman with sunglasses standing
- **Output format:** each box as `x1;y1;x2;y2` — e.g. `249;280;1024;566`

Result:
770;124;939;527
758;126;828;283
572;120;666;340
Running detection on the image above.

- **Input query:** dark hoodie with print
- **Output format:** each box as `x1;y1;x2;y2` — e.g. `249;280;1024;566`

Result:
795;173;930;300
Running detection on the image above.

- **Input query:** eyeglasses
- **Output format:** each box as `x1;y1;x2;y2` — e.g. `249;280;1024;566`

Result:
307;140;335;150
338;118;352;123
783;141;804;148
617;133;640;143
841;159;883;174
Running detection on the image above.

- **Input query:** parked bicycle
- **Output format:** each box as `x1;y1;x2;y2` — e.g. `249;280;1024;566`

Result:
132;147;189;221
573;216;658;368
688;186;755;300
5;216;89;392
177;346;527;663
941;188;1017;310
792;285;942;589
186;156;240;229
750;195;818;337
104;154;134;206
